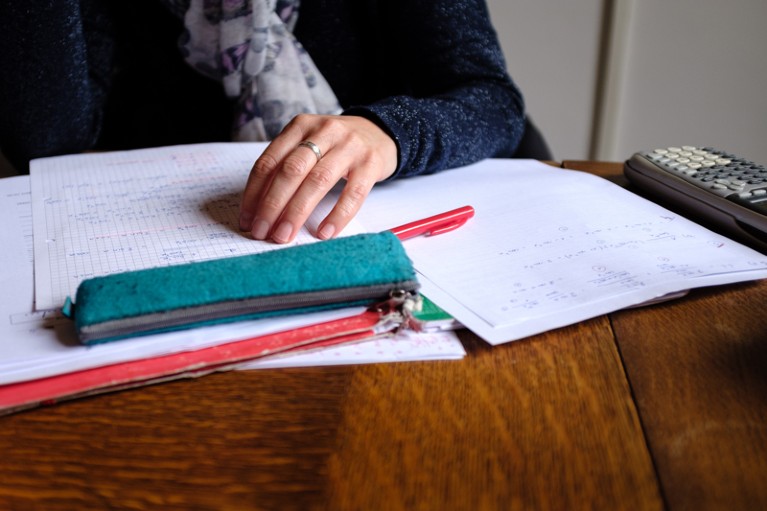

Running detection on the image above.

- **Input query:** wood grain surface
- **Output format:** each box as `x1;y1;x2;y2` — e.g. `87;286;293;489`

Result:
0;322;662;510
612;282;767;511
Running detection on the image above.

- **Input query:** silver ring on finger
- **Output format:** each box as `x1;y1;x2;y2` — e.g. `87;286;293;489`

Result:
297;140;322;163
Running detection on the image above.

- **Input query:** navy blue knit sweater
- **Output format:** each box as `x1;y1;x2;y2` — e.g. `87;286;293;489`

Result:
0;0;525;176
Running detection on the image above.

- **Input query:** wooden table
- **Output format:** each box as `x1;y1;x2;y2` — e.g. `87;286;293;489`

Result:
1;162;766;511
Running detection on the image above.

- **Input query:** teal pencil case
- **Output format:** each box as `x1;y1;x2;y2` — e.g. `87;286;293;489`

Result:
63;231;420;345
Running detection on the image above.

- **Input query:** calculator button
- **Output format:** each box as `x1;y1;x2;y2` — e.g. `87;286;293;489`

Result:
668;147;682;153
701;160;716;167
654;148;669;155
682;145;697;151
716;158;732;165
676;157;691;163
711;184;728;190
753;189;767;196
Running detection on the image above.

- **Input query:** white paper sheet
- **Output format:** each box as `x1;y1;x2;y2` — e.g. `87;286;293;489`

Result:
354;159;767;344
30;143;346;310
239;328;464;370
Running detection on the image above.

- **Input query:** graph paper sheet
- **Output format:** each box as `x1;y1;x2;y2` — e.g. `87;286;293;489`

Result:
30;143;363;310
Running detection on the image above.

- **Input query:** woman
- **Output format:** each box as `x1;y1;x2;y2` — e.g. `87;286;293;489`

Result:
0;0;525;242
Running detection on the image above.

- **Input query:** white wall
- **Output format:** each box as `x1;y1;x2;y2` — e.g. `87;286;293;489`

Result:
488;0;767;163
486;0;604;160
597;0;767;163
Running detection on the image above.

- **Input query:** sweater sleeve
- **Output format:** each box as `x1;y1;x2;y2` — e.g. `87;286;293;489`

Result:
343;0;525;179
0;0;114;172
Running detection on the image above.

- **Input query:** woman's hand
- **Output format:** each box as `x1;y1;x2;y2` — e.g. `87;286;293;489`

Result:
238;114;398;243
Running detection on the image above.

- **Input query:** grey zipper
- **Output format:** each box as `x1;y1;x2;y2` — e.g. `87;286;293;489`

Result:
79;280;419;342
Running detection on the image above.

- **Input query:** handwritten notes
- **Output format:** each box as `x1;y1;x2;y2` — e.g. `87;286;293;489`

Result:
30;143;356;310
353;159;767;344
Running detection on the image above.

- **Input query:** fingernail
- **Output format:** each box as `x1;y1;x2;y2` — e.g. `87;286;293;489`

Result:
239;211;254;231
317;223;336;240
251;219;270;240
272;221;293;243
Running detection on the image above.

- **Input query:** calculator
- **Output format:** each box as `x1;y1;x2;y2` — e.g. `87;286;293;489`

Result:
623;146;767;253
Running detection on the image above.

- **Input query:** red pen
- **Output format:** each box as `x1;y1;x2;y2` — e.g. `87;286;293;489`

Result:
390;205;475;241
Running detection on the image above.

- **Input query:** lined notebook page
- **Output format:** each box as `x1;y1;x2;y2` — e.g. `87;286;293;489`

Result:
30;143;361;310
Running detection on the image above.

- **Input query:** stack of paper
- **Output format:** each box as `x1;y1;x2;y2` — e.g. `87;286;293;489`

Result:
0;146;466;413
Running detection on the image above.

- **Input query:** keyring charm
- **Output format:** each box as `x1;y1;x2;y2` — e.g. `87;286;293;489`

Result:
298;140;322;162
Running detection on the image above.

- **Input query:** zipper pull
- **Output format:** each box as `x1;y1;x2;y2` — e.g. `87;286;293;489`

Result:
371;289;423;333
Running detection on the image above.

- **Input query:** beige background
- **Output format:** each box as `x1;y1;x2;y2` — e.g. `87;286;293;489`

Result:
487;0;767;163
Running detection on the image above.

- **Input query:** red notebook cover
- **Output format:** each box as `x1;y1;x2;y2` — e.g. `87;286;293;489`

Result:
0;310;387;415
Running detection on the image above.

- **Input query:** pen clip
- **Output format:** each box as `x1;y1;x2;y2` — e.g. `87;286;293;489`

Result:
390;205;475;241
427;219;467;236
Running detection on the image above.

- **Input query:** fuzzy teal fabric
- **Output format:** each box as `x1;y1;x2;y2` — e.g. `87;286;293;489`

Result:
73;231;416;338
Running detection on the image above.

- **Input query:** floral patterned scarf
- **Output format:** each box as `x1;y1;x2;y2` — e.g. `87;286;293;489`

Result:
162;0;341;141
